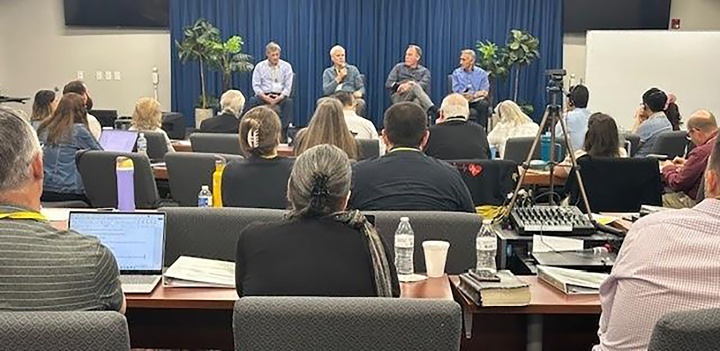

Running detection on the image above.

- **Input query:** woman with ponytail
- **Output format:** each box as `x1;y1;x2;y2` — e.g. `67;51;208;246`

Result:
235;144;399;297
221;106;294;208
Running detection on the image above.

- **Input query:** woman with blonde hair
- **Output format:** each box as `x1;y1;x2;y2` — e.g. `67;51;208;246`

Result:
222;106;294;209
294;98;358;159
129;97;175;152
487;100;540;158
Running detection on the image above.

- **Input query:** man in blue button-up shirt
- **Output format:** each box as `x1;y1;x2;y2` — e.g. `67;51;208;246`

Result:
554;85;591;153
322;45;366;117
451;50;490;128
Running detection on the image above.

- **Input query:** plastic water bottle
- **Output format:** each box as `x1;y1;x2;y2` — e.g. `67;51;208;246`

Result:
212;159;225;208
476;219;498;274
287;123;296;145
137;132;148;156
394;217;415;276
115;156;135;211
197;185;212;208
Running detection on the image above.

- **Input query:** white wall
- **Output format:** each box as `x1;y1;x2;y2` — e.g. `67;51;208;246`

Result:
562;0;720;83
0;0;171;116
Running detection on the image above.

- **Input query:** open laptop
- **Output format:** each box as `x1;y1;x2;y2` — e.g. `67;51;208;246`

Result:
98;130;138;152
68;211;165;294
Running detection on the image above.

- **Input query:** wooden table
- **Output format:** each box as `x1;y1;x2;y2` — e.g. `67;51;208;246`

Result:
169;140;294;157
125;276;452;349
451;276;601;351
520;168;567;187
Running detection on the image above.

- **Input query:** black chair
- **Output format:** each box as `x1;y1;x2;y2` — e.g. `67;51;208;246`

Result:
89;109;118;128
357;139;380;160
164;152;244;206
161;207;285;266
139;131;170;161
162;112;187;140
565;156;663;212
503;136;565;163
76;150;161;209
114;117;132;131
447;159;518;206
621;133;641;157
648;308;720;351
190;133;243;155
651;131;688;158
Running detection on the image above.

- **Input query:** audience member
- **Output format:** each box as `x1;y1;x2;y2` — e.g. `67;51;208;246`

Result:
36;93;101;203
199;90;245;134
29;90;58;129
62;80;102;140
487;100;540;158
332;91;379;141
0;106;124;312
424;93;491;160
235;144;399;297
631;88;672;157
349;102;474;212
556;113;627;178
555;84;591;153
222;106;294;209
451;49;490;128
245;42;294;140
129;97;175;152
294;98;359;159
385;45;436;118
322;45;366;116
661;110;718;208
664;92;682;131
594;135;720;351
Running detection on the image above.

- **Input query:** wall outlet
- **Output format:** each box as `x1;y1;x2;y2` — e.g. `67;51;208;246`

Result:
96;71;103;80
113;71;121;80
104;71;112;80
76;71;84;80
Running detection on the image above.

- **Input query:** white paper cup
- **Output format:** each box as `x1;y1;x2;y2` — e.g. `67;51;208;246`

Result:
422;240;450;278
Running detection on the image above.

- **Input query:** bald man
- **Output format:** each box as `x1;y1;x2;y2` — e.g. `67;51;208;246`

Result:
661;109;718;208
424;93;490;160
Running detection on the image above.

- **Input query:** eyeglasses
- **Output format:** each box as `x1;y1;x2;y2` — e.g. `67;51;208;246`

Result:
686;128;696;140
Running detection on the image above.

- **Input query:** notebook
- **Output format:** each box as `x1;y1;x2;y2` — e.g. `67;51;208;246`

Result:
99;130;138;152
68;211;165;294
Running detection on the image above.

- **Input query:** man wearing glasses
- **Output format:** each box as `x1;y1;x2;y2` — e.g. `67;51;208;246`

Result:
660;110;718;208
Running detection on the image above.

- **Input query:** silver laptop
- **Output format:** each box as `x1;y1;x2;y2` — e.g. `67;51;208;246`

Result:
68;211;165;294
98;130;138;152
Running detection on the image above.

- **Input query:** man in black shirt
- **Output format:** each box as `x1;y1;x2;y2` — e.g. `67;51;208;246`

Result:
424;93;491;160
349;102;475;212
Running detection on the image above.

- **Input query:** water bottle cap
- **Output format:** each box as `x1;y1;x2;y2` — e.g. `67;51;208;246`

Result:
482;219;492;224
139;132;145;137
400;217;409;222
201;185;209;190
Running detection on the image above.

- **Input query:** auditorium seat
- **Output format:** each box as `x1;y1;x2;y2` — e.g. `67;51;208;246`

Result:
357;139;380;160
190;133;243;155
651;131;687;158
648;308;720;351
165;152;244;206
503;136;565;163
367;211;481;274
161;112;187;140
233;297;461;351
138;131;170;161
0;311;130;351
621;132;641;157
161;207;284;266
447;159;518;206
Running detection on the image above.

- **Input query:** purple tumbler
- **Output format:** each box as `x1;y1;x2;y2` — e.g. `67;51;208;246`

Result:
116;156;135;211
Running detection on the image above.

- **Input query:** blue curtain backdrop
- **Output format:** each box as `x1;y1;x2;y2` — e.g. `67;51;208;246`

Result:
170;0;562;127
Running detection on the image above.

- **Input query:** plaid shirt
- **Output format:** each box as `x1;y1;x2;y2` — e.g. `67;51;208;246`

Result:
595;199;720;351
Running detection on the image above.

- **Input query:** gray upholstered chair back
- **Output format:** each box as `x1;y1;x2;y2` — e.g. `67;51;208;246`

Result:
161;207;285;266
366;211;481;274
165;152;244;206
357;138;380;160
76;150;160;209
621;133;641;157
140;131;170;161
503;136;565;163
233;297;461;351
190;132;243;155
0;311;130;351
651;131;688;158
648;308;720;351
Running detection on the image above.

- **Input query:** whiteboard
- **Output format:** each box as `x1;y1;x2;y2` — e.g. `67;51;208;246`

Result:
585;30;720;131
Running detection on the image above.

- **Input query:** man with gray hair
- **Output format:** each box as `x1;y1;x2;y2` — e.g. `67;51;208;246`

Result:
322;45;366;117
200;89;246;133
451;49;490;128
424;93;491;160
385;45;437;119
0;106;125;312
245;41;295;140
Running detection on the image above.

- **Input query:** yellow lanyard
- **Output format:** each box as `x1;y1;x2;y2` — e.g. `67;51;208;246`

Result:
0;211;47;221
389;147;421;153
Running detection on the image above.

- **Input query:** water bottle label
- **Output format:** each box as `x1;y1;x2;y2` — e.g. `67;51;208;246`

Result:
198;196;212;207
395;234;414;248
476;237;497;251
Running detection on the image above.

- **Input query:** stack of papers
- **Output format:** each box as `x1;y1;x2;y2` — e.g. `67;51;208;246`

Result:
163;256;235;288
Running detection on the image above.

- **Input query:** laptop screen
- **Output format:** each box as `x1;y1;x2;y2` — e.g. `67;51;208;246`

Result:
99;130;138;152
68;212;165;272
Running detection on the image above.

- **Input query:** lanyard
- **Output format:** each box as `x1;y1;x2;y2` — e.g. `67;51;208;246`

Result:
0;211;47;221
389;147;421;153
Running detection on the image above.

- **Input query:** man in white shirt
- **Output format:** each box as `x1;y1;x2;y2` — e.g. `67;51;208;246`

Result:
62;80;102;140
594;135;720;351
332;91;379;141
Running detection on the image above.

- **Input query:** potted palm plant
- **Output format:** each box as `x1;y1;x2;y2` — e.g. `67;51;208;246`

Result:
176;18;219;127
505;29;540;102
476;41;510;106
208;36;254;92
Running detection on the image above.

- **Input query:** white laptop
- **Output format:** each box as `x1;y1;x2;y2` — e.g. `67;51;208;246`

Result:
98;130;138;152
68;211;165;294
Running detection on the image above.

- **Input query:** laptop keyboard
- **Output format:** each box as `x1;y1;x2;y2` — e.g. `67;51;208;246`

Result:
121;275;159;284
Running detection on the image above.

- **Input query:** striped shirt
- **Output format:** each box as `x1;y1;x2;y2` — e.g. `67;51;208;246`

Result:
595;199;720;351
0;205;123;311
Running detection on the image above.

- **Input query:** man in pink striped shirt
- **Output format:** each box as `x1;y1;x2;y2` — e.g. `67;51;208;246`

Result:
595;135;720;351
